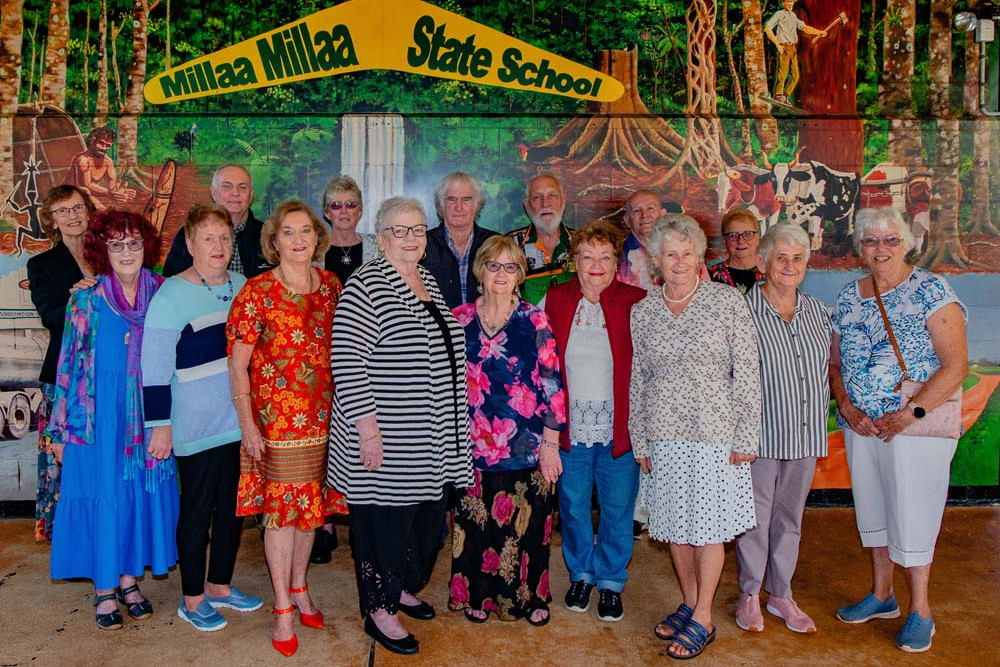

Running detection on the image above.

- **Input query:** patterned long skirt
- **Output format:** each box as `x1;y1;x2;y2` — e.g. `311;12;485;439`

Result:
449;467;554;620
34;388;60;542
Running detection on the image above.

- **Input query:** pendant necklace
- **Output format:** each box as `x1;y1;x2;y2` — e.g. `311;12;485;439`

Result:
479;296;517;335
338;244;353;266
662;277;700;304
194;267;234;302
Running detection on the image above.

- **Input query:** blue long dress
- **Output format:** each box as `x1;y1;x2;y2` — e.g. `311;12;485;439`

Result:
50;296;179;589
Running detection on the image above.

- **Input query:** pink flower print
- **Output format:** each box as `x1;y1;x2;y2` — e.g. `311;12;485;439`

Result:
537;570;550;599
483;598;498;613
531;308;551;330
466;362;490;408
469;469;483;498
449;574;470;606
543;514;553;544
537;336;559;368
454;304;476;327
478;331;508;360
548;389;567;424
506;382;538;419
520;553;529;582
491;491;515;526
482;548;501;574
470;412;516;466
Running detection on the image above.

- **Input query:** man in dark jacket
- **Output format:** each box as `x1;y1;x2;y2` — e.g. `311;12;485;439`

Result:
422;172;498;309
163;163;271;277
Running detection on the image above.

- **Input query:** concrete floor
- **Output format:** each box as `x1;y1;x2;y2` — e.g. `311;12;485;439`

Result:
1;506;997;666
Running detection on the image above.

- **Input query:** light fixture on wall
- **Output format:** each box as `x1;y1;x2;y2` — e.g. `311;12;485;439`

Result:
955;1;1000;115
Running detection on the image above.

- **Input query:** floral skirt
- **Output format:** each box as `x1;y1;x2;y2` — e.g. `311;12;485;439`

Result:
449;467;554;620
236;435;347;529
35;390;59;542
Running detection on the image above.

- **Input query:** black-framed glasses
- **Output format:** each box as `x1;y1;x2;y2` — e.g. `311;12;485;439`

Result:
484;261;520;274
51;204;87;218
723;230;759;240
326;200;359;211
106;238;144;253
387;224;427;238
860;236;903;248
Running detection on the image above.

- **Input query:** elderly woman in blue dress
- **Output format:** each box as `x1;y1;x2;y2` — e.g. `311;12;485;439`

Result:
630;214;761;660
735;224;831;635
830;207;967;653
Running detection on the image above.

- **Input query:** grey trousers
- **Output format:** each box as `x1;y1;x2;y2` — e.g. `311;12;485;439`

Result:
735;456;816;598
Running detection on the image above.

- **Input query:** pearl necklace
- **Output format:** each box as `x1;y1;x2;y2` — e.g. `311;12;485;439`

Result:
662;278;700;304
193;268;234;302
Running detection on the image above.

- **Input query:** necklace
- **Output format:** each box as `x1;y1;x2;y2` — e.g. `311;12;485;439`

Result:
662;277;700;304
277;266;314;295
193;267;234;302
478;296;517;335
339;245;353;266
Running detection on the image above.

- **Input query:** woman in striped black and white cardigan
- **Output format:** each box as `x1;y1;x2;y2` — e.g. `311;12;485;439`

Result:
328;197;471;656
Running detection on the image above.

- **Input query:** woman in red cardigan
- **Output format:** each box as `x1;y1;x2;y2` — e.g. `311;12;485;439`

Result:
544;220;647;622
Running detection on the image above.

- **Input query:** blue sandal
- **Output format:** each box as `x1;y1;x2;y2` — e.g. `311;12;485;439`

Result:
117;584;153;620
655;603;693;641
666;619;716;660
93;593;123;630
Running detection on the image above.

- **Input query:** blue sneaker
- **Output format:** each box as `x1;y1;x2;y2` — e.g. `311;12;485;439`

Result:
897;612;935;653
206;586;263;612
177;600;227;632
836;592;901;624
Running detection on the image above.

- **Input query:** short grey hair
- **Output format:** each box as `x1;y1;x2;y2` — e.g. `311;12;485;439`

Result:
211;163;252;189
758;224;811;266
322;174;363;210
525;172;564;199
853;206;916;254
646;215;707;279
375;197;427;234
434;172;485;220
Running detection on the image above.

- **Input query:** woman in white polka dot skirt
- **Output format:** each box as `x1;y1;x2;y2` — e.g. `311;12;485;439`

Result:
629;215;761;660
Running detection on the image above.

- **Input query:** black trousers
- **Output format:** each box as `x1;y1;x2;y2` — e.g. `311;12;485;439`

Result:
175;442;244;597
348;492;448;615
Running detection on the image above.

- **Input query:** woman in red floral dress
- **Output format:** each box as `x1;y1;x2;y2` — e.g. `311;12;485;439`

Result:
227;201;347;657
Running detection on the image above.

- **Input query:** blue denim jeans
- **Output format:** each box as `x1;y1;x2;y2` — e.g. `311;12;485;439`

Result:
558;443;639;593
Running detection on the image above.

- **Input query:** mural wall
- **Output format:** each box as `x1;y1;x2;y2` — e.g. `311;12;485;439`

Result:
1;0;998;503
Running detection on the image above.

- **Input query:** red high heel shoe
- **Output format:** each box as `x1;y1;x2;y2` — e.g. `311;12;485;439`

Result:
271;606;298;657
289;585;324;629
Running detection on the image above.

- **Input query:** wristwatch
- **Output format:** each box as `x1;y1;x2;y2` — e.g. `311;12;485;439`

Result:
910;404;927;420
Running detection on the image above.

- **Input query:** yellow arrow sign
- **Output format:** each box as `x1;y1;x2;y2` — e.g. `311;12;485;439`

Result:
144;0;624;105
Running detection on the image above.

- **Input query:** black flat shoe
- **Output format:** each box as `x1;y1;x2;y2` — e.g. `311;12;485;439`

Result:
364;615;419;655
463;608;489;624
117;584;153;620
93;593;123;630
398;600;436;621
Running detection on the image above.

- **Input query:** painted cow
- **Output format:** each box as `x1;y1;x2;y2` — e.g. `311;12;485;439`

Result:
716;165;782;233
861;162;932;253
761;160;860;251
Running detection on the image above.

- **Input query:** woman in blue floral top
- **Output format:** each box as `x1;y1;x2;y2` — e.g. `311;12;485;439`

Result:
449;236;566;626
830;207;967;654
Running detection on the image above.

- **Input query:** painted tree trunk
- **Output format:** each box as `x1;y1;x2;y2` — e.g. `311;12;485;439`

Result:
678;0;725;178
40;0;69;108
795;0;863;174
964;34;997;234
95;0;109;126
922;0;970;269
883;0;922;166
742;0;779;154
0;0;25;221
118;0;151;170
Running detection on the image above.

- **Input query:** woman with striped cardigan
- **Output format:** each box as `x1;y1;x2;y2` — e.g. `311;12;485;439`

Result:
328;197;471;656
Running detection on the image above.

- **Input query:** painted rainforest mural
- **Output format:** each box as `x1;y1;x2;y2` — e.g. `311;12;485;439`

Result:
0;0;997;501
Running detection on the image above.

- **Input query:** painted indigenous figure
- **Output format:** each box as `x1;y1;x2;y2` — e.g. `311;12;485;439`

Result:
65;126;137;210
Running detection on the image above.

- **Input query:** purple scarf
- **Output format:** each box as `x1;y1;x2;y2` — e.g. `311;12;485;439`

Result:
102;269;168;490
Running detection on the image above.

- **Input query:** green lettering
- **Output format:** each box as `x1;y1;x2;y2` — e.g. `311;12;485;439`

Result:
497;47;521;84
233;57;257;85
257;35;292;80
407;15;434;67
159;70;191;99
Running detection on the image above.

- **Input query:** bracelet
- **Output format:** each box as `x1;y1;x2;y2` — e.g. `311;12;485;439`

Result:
359;432;381;444
231;393;250;402
541;440;560;450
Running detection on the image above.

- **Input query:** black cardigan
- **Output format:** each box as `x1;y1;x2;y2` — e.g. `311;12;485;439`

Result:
421;224;498;310
27;241;84;385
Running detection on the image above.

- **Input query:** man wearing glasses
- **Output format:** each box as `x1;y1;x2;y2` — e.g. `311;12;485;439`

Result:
423;172;498;309
708;207;764;294
163;163;272;278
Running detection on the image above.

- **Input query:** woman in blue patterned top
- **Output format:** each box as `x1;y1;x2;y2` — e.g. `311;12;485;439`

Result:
830;207;968;654
449;235;566;626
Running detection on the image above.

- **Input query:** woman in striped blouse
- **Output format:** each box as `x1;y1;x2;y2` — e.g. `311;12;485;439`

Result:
328;197;471;656
734;224;831;635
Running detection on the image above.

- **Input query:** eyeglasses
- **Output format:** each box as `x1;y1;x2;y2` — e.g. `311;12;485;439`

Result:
484;261;521;274
860;236;903;248
386;224;427;238
723;230;759;240
326;200;359;211
106;238;144;253
51;204;87;218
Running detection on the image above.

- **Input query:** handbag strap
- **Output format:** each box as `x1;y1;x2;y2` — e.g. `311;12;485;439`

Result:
870;276;911;386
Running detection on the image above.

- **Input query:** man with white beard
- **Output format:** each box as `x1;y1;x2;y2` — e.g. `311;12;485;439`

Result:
506;173;575;304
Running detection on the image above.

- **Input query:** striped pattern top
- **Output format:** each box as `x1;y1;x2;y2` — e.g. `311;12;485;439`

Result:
142;272;247;457
746;284;832;459
327;258;472;505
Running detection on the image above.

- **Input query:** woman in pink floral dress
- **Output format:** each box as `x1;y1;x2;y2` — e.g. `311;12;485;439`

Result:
449;236;566;626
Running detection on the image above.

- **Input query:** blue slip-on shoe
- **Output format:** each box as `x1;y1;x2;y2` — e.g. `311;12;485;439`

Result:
177;600;228;632
897;612;936;653
836;592;900;624
206;586;264;612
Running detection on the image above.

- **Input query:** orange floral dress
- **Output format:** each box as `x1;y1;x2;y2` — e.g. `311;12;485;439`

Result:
226;268;348;529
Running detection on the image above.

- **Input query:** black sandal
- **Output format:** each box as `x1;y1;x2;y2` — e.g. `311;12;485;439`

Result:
525;603;550;627
93;593;123;630
117;584;153;620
